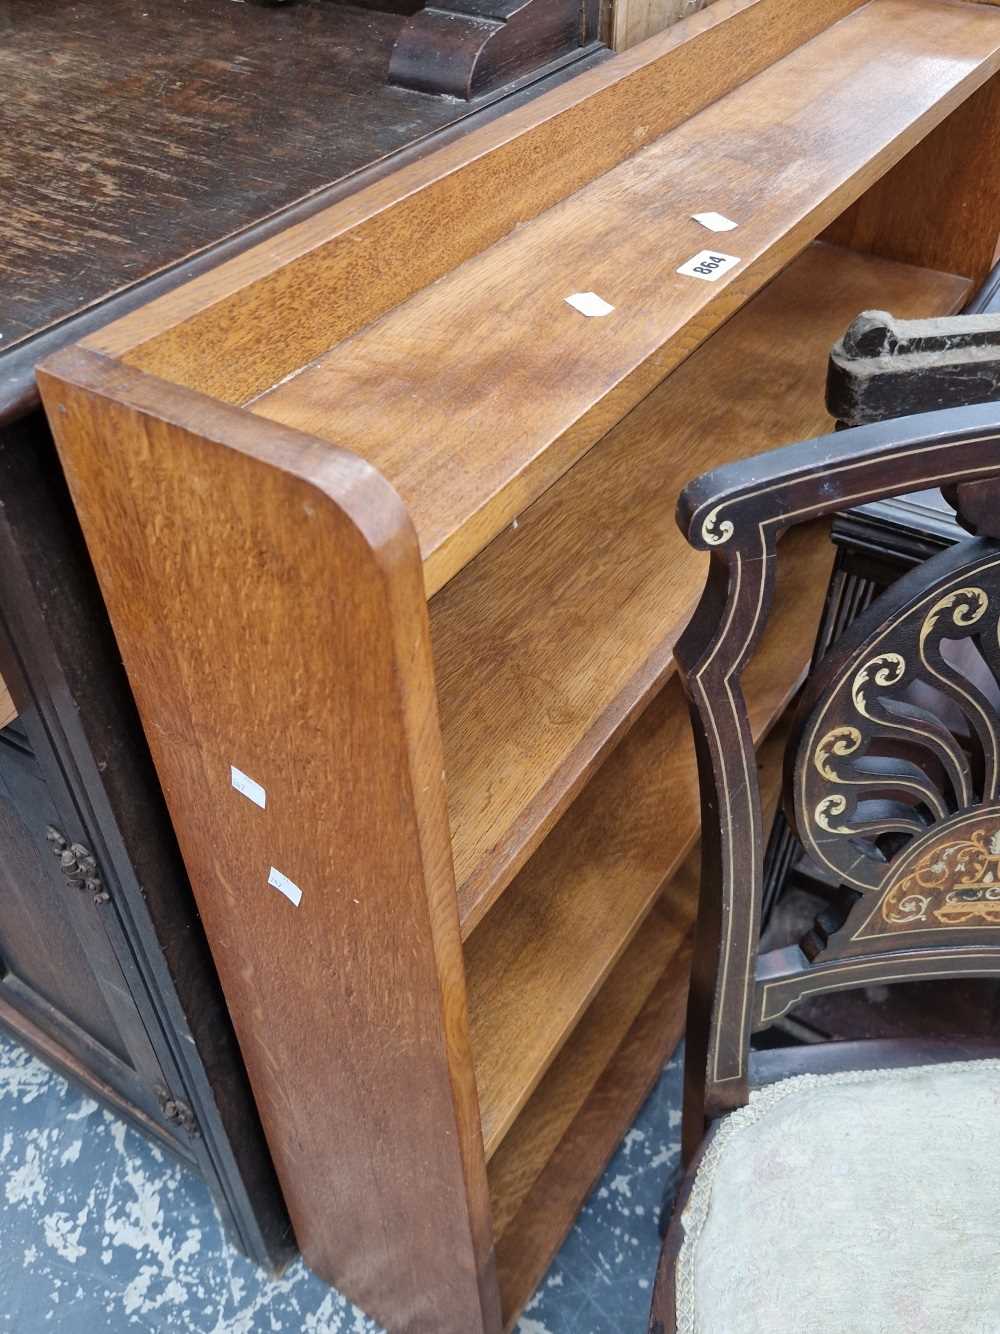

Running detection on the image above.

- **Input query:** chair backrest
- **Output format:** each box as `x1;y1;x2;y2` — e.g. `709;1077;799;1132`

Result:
676;397;1000;1145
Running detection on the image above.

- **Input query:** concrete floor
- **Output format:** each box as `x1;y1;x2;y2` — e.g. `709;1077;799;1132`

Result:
0;1031;682;1333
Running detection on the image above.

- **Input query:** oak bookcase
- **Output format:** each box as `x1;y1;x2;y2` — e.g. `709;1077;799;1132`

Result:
37;0;1000;1328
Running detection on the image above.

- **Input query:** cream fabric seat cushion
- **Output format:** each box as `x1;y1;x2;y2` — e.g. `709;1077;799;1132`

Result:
675;1059;1000;1334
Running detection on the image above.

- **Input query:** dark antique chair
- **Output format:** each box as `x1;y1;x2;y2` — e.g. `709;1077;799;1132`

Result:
650;397;1000;1332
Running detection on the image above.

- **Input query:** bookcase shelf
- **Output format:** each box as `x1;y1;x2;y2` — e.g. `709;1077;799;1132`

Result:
247;0;991;596
38;1;1000;1329
432;242;970;934
466;517;833;1157
486;895;695;1244
489;715;791;1326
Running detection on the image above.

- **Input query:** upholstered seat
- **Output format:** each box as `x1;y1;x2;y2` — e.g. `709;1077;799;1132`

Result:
674;1059;1000;1334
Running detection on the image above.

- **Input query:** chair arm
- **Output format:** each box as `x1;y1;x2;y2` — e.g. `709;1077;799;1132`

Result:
677;400;1000;554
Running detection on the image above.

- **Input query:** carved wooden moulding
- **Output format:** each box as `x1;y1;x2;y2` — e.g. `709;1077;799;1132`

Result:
389;0;591;99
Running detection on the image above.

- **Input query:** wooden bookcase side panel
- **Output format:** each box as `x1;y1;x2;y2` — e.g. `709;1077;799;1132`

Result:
37;350;501;1334
823;71;1000;287
81;0;873;403
467;519;835;1159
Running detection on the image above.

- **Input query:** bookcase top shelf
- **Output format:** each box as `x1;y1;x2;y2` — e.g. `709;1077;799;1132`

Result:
243;0;1000;594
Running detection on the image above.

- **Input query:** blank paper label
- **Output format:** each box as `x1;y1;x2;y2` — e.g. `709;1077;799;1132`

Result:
565;292;615;317
268;866;303;908
692;211;738;232
231;765;266;809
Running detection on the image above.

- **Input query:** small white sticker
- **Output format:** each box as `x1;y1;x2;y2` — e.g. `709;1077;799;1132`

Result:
676;250;741;282
692;211;738;232
268;866;302;907
565;292;615;317
231;765;266;809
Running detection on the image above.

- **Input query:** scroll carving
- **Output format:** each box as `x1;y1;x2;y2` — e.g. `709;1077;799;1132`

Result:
793;545;1000;948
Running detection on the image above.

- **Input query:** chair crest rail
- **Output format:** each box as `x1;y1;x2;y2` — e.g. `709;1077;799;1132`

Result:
679;401;1000;553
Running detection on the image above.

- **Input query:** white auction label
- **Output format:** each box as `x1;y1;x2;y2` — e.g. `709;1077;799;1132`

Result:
691;211;738;232
231;765;266;809
676;250;741;282
268;866;303;908
565;291;615;317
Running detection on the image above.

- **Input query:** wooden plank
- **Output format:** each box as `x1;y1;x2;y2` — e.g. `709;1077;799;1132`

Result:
492;720;789;1328
487;894;695;1241
250;0;1000;595
83;0;873;397
823;71;1000;289
37;349;500;1334
496;930;693;1329
467;518;834;1159
0;0;487;351
433;244;970;935
0;675;16;730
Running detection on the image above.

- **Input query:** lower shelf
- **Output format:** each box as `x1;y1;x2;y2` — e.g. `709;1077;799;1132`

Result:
496;918;694;1330
467;519;834;1158
491;721;790;1328
486;892;693;1245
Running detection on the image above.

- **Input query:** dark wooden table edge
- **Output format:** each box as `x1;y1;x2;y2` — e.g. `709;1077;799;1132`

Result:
0;42;608;427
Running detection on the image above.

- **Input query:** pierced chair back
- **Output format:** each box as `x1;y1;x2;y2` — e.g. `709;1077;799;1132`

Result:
675;398;1000;1154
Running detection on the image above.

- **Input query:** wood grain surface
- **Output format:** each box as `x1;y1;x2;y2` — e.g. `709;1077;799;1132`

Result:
487;894;695;1242
466;519;833;1159
37;349;499;1334
492;718;788;1326
0;0;485;349
823;70;1000;289
495;927;694;1328
433;243;969;935
250;0;1000;593
85;0;873;389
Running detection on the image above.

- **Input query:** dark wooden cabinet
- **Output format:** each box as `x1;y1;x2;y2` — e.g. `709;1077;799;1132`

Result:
0;719;149;1084
0;416;292;1266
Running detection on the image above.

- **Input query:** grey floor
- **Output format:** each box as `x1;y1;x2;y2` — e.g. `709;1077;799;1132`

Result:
0;1031;682;1333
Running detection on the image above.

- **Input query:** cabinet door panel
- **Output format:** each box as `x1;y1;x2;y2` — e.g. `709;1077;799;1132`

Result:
0;725;131;1063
